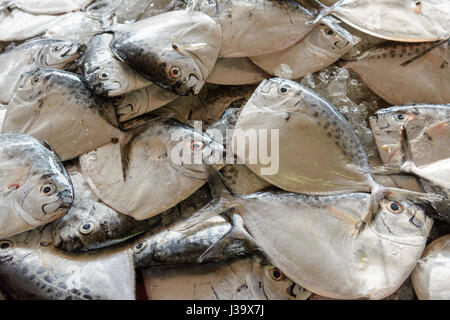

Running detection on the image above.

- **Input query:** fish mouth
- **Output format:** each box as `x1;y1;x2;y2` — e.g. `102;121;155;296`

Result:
42;189;74;216
334;40;349;50
53;225;86;252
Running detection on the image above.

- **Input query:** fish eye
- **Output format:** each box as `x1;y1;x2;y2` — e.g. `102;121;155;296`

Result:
31;75;40;84
98;71;109;80
190;141;204;151
278;86;289;94
79;222;95;235
134;241;146;253
169;66;182;79
54;46;61;52
394;113;407;121
0;240;13;250
323;27;335;36
40;184;56;196
386;201;404;214
269;267;285;281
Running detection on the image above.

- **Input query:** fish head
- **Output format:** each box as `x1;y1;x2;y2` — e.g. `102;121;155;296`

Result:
132;234;153;269
261;265;307;300
18;148;74;224
370;199;433;246
13;68;55;103
369;106;421;163
312;17;359;55
0;239;15;265
38;40;83;68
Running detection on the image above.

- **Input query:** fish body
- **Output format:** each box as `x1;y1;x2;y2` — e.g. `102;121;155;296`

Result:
346;41;450;105
0;38;82;104
4;0;94;14
2;68;125;161
220;164;271;196
0;227;135;300
319;0;450;42
79;118;225;220
250;17;358;79
196;0;315;58
411;234;450;300
206;57;269;85
109;10;222;95
81;33;152;97
52;163;160;252
0;133;73;239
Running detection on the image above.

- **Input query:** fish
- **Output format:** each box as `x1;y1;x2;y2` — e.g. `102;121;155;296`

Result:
179;181;434;299
79;118;225;220
313;0;450;42
345;40;450;105
196;0;316;58
1;68;126;161
52;163;161;252
141;255;311;300
219;165;271;196
109;10;222;95
231;78;437;226
369;104;450;221
411;234;450;300
114;85;178;123
2;0;94;14
249;16;359;79
0;133;73;239
81;33;153;97
0;226;135;300
0;38;82;104
206;57;269;85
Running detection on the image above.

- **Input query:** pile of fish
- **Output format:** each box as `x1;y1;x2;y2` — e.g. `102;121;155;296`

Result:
0;0;449;300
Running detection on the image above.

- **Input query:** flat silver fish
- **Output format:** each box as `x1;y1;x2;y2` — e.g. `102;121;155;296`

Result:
109;10;222;95
0;133;73;239
206;57;269;85
3;0;94;14
0;38;82;104
411;234;450;300
345;40;450;105
0;226;135;300
1;68;126;161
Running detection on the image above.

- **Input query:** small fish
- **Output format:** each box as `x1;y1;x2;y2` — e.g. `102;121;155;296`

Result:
0;226;135;300
2;0;94;14
206;57;269;85
2;68;126;161
79;118;225;220
81;33;153;97
196;0;316;58
314;0;450;42
411;234;450;300
0;133;73;239
109;10;222;95
52;163;161;252
369;104;450;221
114;85;178;123
179;180;434;299
0;38;82;104
345;41;450;105
250;16;359;79
141;255;311;300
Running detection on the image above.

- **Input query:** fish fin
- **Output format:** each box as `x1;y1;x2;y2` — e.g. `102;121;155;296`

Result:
197;212;261;263
400;39;449;67
308;0;344;25
174;166;239;233
324;205;361;236
424;120;450;143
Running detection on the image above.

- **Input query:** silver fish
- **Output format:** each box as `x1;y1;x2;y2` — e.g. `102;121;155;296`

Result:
0;38;82;104
346;40;450;105
0;226;135;300
206;57;269;85
196;0;316;58
52;163;161;252
1;68;126;161
81;33;152;97
3;0;94;14
0;133;73;239
411;234;450;300
109;10;222;95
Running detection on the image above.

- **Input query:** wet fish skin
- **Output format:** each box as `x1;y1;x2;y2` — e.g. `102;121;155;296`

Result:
52;164;160;252
0;38;82;104
0;133;73;239
81;33;152;97
206;57;269;85
0;227;135;300
4;0;94;14
109;10;222;95
2;68;125;161
346;41;450;105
